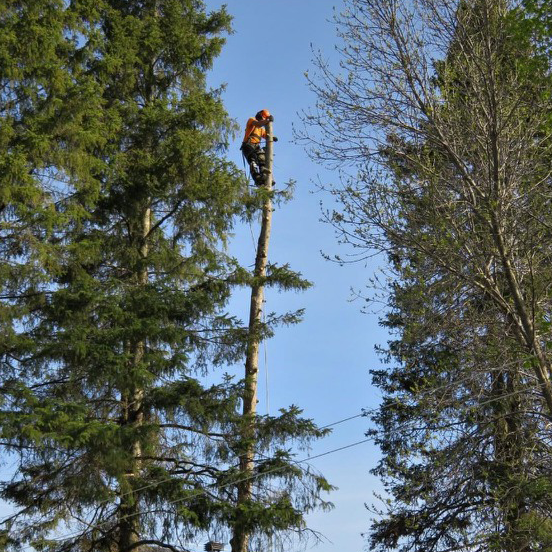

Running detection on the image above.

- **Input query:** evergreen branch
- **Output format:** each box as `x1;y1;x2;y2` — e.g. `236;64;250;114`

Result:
138;456;223;476
127;540;186;552
146;199;186;238
158;423;228;439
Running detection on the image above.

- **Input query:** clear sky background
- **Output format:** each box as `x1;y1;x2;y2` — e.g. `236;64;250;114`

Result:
201;1;392;552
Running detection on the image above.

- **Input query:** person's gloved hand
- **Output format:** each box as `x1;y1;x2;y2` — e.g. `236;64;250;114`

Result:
268;114;274;122
273;136;278;142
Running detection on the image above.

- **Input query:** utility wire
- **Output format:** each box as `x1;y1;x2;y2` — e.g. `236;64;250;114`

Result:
0;353;543;526
320;413;363;429
9;373;552;548
1;357;546;530
16;437;372;549
27;367;548;547
3;355;548;544
12;369;548;543
0;411;367;529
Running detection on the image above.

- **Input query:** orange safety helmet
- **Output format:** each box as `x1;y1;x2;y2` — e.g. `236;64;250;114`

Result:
256;109;271;120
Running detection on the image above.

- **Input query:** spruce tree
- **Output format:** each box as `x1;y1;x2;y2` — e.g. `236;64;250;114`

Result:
1;1;247;550
1;3;334;551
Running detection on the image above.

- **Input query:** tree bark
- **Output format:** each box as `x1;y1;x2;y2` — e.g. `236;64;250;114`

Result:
119;202;150;552
231;122;274;552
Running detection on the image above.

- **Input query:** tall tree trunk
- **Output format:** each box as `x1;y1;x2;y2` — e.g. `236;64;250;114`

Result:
490;366;530;552
231;122;274;552
488;211;552;416
119;202;150;552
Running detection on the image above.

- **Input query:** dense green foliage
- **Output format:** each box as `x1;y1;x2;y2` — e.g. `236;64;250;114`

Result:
0;2;331;551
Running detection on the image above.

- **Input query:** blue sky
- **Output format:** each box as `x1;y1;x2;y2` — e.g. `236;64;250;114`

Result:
201;1;392;551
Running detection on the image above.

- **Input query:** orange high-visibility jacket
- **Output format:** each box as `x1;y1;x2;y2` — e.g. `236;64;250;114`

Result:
242;117;266;145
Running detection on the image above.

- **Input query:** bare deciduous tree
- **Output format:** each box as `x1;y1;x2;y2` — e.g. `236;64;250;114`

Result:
301;0;552;415
300;0;552;550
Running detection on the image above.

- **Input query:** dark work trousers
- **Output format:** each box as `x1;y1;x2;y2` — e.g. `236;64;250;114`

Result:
241;142;266;183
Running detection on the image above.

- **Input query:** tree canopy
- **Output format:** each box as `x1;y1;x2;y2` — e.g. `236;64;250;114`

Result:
302;0;552;550
0;2;331;551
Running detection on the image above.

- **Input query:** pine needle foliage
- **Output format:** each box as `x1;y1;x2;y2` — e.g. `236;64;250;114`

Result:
1;2;334;551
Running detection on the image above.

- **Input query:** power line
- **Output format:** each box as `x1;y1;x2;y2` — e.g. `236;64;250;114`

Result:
0;411;368;529
31;369;546;548
2;359;546;531
8;372;551;549
320;413;363;429
15;436;372;549
0;354;544;528
14;372;547;545
4;355;549;547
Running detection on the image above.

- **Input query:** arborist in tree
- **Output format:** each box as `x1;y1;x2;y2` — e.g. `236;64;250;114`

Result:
240;109;277;185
